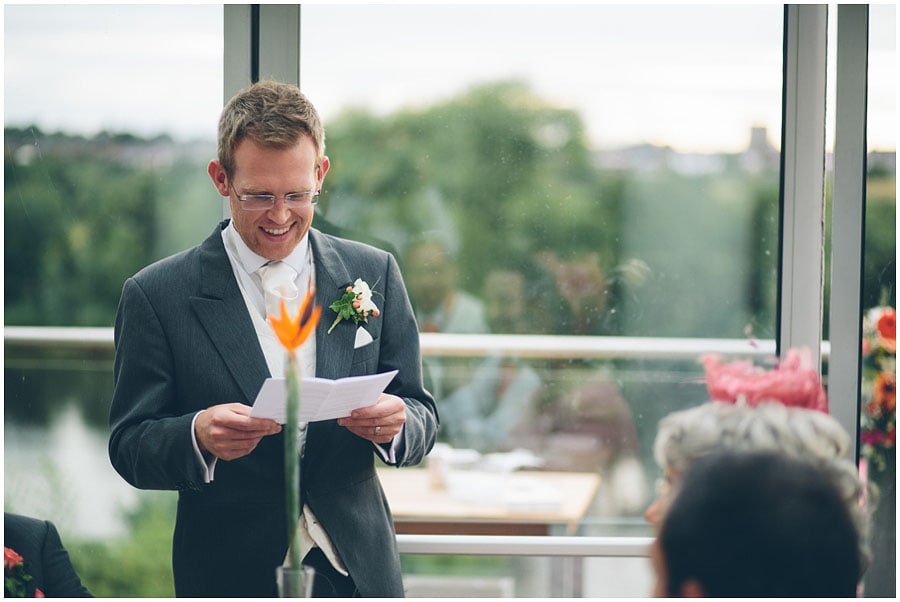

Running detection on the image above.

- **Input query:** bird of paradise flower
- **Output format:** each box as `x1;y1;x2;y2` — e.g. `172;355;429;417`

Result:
268;287;321;575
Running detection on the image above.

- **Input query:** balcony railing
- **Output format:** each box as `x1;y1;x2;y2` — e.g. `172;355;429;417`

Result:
3;326;829;571
5;325;789;358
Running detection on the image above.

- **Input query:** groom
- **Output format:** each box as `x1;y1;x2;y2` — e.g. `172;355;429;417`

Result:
108;80;438;597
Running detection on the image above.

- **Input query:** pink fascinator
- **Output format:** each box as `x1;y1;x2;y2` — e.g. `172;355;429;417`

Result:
702;347;829;413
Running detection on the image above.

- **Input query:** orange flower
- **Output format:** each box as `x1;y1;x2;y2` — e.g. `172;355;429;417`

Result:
268;287;321;352
873;371;896;414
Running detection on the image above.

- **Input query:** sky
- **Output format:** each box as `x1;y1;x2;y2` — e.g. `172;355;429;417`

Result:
3;3;896;153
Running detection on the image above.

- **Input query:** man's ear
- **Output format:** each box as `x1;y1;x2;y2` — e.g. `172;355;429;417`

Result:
679;578;705;598
208;160;229;196
317;155;331;189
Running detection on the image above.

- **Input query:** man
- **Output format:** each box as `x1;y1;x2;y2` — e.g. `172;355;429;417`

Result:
404;237;488;335
650;450;861;598
404;237;487;406
108;81;438;597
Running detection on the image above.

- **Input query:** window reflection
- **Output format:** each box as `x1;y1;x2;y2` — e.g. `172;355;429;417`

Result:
301;8;786;573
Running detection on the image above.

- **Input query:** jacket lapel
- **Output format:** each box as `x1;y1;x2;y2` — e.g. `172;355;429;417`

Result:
310;229;355;380
190;222;270;404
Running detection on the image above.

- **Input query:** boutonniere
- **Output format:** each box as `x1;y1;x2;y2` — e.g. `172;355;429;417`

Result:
4;547;43;598
328;278;381;334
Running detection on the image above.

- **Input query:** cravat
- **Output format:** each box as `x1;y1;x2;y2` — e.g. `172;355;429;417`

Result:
258;261;299;318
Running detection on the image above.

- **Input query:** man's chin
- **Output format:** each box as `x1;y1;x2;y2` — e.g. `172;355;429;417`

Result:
256;241;298;261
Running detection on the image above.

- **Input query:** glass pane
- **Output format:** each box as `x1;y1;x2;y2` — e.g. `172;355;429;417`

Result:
4;5;223;597
301;6;784;594
860;4;897;597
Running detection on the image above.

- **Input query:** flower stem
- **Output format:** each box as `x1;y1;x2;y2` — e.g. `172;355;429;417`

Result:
327;315;342;334
284;352;302;570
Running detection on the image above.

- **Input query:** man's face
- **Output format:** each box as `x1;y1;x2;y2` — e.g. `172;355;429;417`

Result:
405;242;455;313
209;137;328;261
483;270;526;333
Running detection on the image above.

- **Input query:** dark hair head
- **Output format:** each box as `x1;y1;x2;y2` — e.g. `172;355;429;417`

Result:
658;450;860;597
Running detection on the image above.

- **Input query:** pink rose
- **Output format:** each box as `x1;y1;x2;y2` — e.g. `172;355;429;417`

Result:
4;547;23;570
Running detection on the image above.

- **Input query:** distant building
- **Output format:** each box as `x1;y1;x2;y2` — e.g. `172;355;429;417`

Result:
740;125;779;174
869;150;896;174
592;125;892;178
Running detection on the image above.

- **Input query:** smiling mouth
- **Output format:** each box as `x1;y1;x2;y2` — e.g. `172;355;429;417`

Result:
262;224;292;236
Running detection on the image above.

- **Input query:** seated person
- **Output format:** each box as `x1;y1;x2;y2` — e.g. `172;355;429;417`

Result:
537;372;646;516
438;269;542;451
4;512;93;597
405;237;488;335
646;348;873;577
404;236;488;405
651;450;861;598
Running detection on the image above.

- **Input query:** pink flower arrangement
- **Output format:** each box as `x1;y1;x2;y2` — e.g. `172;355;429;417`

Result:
702;347;828;413
861;305;896;472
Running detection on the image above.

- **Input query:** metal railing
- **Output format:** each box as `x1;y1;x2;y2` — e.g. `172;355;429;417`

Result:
396;534;653;557
4;326;829;565
5;325;787;359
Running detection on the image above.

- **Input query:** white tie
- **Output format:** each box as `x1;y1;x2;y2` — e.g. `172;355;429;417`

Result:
258;261;299;318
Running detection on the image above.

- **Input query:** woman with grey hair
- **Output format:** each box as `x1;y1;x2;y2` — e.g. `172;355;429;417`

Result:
646;348;874;579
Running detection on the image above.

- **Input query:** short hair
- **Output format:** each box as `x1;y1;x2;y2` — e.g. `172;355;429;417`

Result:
216;80;326;176
653;400;871;575
658;450;861;597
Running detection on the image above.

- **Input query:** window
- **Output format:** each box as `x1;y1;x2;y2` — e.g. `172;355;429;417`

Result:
299;5;785;595
301;1;782;480
4;5;223;597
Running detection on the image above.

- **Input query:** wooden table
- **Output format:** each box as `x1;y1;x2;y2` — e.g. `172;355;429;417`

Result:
377;468;600;536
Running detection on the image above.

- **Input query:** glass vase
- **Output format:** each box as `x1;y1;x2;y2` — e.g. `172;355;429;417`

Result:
277;565;315;598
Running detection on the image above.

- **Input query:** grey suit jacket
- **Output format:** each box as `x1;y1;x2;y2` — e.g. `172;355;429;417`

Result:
108;221;438;597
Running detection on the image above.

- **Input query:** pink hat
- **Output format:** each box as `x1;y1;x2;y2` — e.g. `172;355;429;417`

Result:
702;347;829;413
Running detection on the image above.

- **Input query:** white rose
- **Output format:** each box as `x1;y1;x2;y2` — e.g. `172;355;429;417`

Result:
353;278;379;313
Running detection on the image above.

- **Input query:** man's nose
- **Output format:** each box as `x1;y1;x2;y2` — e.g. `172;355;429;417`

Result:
268;196;293;222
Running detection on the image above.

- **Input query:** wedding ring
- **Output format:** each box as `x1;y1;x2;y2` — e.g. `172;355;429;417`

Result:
374;425;382;436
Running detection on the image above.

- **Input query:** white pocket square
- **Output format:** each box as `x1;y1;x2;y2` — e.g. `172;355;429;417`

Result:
354;327;374;349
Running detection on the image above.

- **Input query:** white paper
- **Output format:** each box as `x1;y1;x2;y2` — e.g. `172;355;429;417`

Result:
250;370;399;423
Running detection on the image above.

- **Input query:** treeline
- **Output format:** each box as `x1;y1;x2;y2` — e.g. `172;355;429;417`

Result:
4;81;894;333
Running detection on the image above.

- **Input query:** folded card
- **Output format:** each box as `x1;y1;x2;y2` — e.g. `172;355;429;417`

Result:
250;370;399;423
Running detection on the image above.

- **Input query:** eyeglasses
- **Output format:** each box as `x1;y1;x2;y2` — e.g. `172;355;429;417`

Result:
229;182;319;211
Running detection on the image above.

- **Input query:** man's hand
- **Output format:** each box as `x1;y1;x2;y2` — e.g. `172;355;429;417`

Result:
337;393;406;444
195;403;282;461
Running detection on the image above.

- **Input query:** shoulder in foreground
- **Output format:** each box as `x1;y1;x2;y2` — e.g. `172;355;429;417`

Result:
5;512;47;533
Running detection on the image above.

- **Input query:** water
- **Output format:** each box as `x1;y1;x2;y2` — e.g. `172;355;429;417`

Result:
4;403;138;539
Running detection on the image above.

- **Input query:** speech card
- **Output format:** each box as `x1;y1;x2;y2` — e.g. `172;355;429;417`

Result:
250;370;399;423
